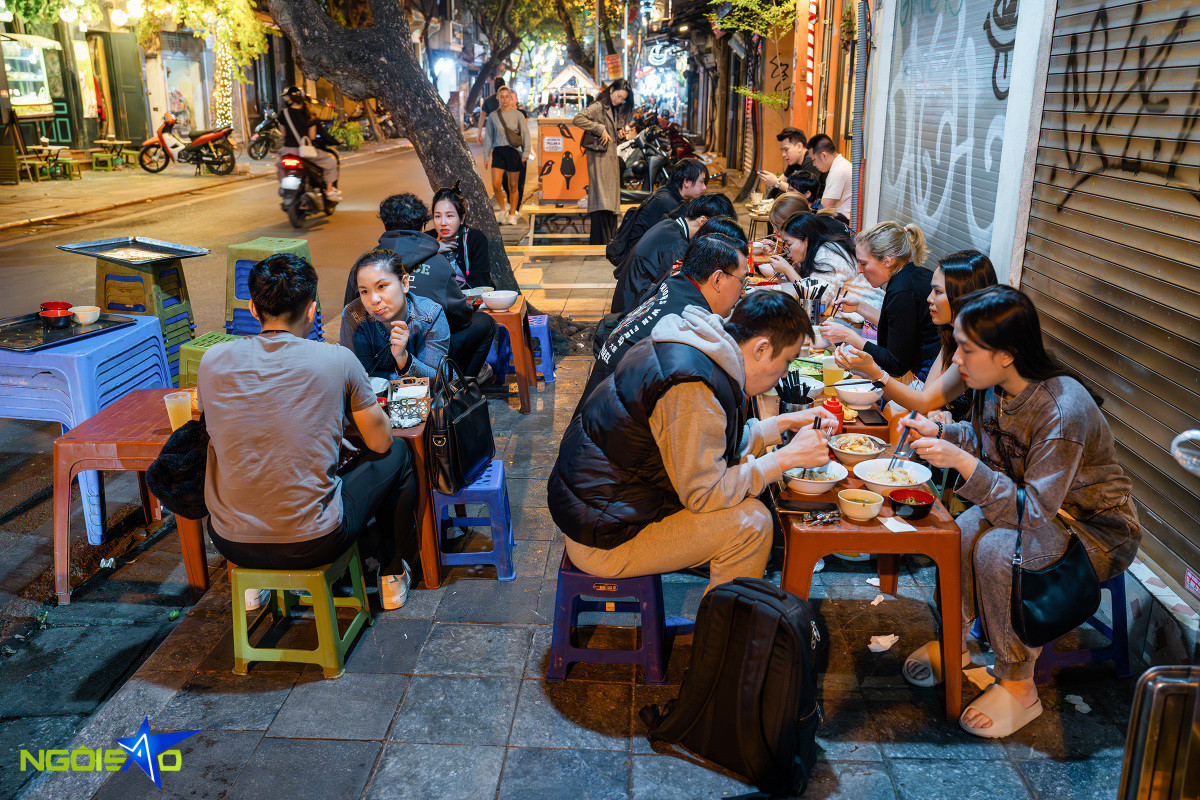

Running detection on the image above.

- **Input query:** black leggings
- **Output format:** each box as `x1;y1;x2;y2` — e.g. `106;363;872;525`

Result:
449;311;497;378
209;438;418;574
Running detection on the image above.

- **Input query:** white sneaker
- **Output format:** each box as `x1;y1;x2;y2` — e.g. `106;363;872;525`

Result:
244;588;271;611
325;188;343;202
508;213;523;226
380;561;411;610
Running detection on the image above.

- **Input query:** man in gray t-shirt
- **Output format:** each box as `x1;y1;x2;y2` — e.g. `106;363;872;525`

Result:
198;254;417;611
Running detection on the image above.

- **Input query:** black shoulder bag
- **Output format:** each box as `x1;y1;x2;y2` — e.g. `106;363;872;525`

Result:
425;357;495;495
146;416;209;521
975;393;1101;648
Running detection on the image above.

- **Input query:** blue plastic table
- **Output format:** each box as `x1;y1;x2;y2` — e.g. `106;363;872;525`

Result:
0;316;170;543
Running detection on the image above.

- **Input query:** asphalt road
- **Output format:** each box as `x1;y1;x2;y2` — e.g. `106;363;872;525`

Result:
0;146;459;340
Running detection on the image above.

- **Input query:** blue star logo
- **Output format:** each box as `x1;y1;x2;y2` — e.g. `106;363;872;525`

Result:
115;717;198;788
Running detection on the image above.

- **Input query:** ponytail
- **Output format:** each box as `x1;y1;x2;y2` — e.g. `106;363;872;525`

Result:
857;220;928;273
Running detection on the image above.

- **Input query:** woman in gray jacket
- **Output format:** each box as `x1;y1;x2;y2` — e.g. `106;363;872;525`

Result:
898;285;1140;739
573;79;633;244
482;87;530;225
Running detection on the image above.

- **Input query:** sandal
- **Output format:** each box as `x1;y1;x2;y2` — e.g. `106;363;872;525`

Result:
902;641;971;688
959;683;1043;738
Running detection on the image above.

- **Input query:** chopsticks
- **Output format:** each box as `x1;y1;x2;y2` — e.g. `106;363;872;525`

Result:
888;410;919;470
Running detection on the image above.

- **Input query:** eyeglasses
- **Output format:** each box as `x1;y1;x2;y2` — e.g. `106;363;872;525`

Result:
722;269;750;293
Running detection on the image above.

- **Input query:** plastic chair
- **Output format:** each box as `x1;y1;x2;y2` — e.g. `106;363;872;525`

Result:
431;460;514;581
230;542;372;679
547;553;693;684
488;315;555;383
0;316;169;543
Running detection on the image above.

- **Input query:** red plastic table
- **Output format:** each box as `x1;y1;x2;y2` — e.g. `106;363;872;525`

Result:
52;388;208;605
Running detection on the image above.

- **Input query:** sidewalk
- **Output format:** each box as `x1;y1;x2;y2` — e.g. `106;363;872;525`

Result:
0;139;413;231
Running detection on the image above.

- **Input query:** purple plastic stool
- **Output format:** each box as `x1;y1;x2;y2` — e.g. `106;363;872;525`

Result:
547;553;693;684
968;572;1130;684
1034;572;1131;684
431;460;515;581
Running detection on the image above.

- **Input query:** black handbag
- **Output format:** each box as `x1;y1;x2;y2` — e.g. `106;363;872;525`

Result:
1009;486;1102;648
580;129;608;153
424;356;495;495
145;415;209;520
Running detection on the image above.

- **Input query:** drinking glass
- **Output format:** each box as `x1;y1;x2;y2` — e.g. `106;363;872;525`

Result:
164;391;192;430
821;357;844;391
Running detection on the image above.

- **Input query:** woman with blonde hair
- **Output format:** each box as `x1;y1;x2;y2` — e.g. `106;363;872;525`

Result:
821;221;941;381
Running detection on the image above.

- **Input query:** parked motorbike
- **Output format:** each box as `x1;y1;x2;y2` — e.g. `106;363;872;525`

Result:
621;127;671;192
247;108;283;160
279;151;339;228
138;113;236;175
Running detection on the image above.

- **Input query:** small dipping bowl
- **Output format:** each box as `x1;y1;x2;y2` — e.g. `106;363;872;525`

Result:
39;310;73;329
40;301;72;312
889;488;935;521
837;488;884;522
70;305;100;325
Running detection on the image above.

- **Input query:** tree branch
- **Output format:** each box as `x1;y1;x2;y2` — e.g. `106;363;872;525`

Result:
555;0;593;72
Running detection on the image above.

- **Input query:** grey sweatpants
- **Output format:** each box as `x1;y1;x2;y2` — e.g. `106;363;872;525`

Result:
564;498;774;595
959;505;1138;680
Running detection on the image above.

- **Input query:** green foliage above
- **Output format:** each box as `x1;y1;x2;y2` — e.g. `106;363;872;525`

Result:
733;85;787;109
709;0;796;40
328;119;364;150
10;0;103;24
136;0;268;68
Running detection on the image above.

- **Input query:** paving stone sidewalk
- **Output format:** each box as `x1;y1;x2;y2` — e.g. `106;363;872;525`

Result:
9;351;1141;800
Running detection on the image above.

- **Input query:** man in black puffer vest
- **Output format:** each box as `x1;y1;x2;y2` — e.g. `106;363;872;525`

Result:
548;292;837;593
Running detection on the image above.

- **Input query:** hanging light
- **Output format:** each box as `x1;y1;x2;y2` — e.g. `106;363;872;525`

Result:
110;7;128;25
127;0;143;16
59;6;79;21
0;9;12;19
79;21;87;31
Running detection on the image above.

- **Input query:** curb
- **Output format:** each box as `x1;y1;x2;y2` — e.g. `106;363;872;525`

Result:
0;141;414;233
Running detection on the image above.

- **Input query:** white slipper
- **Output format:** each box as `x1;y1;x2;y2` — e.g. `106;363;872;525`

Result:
959;684;1043;738
902;640;971;688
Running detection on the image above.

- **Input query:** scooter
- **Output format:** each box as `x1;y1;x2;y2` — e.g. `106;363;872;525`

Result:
622;127;671;192
138;112;236;175
247;108;283;160
278;147;339;228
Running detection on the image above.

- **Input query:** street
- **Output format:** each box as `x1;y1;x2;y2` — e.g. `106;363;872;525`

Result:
0;146;462;338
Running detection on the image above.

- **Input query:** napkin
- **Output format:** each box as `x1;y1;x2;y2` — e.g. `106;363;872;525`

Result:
868;634;900;653
882;517;918;533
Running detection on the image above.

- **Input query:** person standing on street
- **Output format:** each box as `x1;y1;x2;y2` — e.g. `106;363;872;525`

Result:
574;79;634;244
483;87;530;225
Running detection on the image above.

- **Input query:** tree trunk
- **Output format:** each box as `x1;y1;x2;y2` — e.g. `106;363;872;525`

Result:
265;0;518;294
465;35;518;120
599;0;616;71
712;36;730;155
555;0;594;73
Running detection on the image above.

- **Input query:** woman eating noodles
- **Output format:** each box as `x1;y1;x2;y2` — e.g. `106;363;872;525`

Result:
896;285;1140;738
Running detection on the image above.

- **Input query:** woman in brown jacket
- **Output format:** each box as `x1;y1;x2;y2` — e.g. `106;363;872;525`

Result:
573;79;633;244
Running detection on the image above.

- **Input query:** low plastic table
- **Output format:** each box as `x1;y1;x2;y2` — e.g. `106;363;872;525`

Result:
52;388;208;605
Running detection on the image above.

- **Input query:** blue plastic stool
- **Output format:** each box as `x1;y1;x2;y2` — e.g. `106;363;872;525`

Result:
224;307;324;342
0;316;169;543
547;553;693;684
968;572;1131;685
488;314;555;383
431;460;515;581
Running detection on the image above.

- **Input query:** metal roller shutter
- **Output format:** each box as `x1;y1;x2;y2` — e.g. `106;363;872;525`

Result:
875;0;1019;263
1018;0;1200;595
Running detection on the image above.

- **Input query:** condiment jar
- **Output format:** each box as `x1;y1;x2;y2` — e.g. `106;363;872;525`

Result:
822;396;844;435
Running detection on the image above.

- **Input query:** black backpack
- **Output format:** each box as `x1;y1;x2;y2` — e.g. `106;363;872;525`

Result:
640;578;825;798
605;204;648;269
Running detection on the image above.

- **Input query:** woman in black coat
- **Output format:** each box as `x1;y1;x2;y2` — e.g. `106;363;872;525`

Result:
428;183;493;289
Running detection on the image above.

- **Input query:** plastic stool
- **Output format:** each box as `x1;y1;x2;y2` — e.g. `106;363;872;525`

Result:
224;306;324;342
547;553;693;684
178;331;240;388
431;460;514;581
488;317;555;384
91;151;116;171
230;542;372;679
1034;572;1131;684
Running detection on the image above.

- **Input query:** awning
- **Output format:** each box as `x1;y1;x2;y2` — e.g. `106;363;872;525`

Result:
0;33;63;51
543;64;602;93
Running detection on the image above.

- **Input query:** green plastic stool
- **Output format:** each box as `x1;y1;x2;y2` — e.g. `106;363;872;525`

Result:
230;542;373;679
178;331;240;389
92;151;116;171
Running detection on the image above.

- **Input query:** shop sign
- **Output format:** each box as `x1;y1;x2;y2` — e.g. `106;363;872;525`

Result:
605;54;622;80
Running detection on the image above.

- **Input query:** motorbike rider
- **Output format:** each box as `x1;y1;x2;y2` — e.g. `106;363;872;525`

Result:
279;85;342;202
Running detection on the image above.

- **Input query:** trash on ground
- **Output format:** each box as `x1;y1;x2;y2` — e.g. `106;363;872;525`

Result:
868;634;900;652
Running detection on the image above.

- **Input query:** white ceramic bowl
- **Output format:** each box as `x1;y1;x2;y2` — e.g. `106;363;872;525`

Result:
853;458;933;498
833;379;884;410
481;290;518;310
783;460;848;495
69;305;100;325
837;489;884;521
463;286;494;298
828;433;889;466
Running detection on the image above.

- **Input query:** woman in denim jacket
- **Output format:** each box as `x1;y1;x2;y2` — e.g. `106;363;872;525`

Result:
339;250;450;379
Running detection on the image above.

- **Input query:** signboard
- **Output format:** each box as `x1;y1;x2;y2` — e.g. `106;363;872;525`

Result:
1186;567;1200;602
605;54;622;81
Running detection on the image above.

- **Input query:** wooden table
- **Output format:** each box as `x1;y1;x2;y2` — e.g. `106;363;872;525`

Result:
53;389;208;605
29;145;67;175
481;295;536;414
94;138;131;156
390;421;443;589
520;202;636;244
776;472;963;720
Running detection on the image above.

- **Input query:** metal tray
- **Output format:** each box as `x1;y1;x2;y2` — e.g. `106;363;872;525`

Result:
56;236;210;267
0;313;137;352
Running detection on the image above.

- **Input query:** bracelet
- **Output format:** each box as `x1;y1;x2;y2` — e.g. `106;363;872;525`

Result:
936;421;944;439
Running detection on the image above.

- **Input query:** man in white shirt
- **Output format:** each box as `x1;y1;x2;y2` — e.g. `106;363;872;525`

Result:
808;134;853;217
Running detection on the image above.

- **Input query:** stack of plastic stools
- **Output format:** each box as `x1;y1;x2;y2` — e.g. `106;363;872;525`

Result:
224;237;324;341
430;460;515;581
547;553;694;684
1034;572;1132;684
230;542;372;679
178;332;241;389
96;258;195;385
0;315;169;544
488;314;555;383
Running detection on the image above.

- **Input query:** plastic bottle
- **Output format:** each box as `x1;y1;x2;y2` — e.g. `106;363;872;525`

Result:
822;395;845;435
